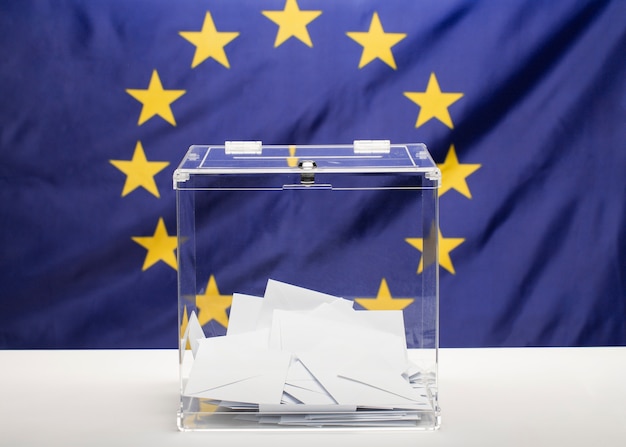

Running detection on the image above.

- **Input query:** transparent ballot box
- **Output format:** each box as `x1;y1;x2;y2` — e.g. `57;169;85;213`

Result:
174;141;441;431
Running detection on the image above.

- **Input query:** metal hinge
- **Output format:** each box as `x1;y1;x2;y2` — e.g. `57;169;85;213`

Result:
353;139;391;154
225;140;262;154
426;168;442;182
173;170;190;189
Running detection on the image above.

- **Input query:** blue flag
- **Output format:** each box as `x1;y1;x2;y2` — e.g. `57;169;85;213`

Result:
1;0;624;348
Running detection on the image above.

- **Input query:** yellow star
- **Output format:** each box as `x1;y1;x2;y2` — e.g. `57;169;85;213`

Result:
438;144;481;198
286;145;298;167
125;70;186;126
198;399;220;413
354;278;414;311
179;11;240;68
180;306;191;350
196;275;232;328
262;0;322;48
181;397;220;426
109;141;170;198
406;229;465;275
131;217;178;271
346;12;406;69
404;72;463;128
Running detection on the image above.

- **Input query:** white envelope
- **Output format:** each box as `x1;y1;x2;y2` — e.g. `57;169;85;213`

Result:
256;279;353;330
258;403;356;413
272;309;408;373
351;309;407;341
184;331;289;404
227;293;263;335
298;339;422;408
184;279;425;413
307;304;404;337
283;384;336;405
280;392;302;404
269;309;332;353
180;310;205;358
337;370;425;403
283;358;336;405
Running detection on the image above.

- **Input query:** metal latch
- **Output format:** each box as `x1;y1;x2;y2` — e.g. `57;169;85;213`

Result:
298;160;316;184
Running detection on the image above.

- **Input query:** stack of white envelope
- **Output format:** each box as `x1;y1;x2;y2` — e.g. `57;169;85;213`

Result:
181;279;433;426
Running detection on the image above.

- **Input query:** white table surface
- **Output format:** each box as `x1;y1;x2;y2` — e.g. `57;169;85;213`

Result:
1;347;625;446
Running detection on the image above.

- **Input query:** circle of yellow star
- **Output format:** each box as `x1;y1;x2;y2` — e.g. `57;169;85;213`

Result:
109;141;170;198
262;0;322;48
179;11;240;68
354;278;414;311
195;275;233;328
406;229;465;275
346;12;407;69
438;144;481;198
403;72;464;128
125;70;186;126
131;217;178;271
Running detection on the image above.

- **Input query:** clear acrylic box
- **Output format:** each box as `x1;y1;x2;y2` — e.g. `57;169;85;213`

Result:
174;141;441;431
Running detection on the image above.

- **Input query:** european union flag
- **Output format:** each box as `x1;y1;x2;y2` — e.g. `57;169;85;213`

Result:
1;0;624;348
